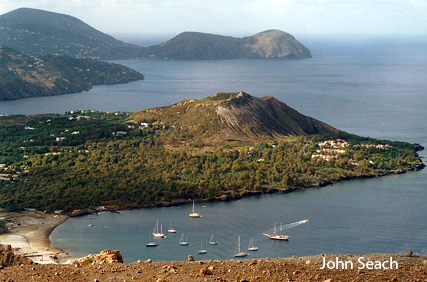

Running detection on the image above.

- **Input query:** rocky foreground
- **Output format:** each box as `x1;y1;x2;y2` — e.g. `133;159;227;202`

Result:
1;247;426;282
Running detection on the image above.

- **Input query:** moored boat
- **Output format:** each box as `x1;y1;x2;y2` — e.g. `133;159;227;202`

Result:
146;241;158;247
209;234;218;245
234;236;248;257
189;200;201;218
248;238;258;251
198;241;207;254
179;233;189;246
153;220;165;238
146;232;158;247
168;221;177;233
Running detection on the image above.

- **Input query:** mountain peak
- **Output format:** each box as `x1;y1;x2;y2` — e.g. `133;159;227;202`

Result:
255;29;292;37
207;91;249;101
241;30;311;59
1;8;96;35
0;8;141;59
129;92;337;146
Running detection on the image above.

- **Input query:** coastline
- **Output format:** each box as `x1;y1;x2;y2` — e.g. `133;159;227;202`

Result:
0;211;70;264
70;160;425;214
0;153;424;265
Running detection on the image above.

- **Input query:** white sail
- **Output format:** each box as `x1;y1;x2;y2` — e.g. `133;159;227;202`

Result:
168;221;177;233
179;233;189;246
209;234;218;245
198;241;207;254
248;238;258;251
152;220;165;238
234;236;248;257
189;201;201;218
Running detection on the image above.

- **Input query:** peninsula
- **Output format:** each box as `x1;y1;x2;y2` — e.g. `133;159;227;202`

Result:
0;92;423;213
0;45;144;100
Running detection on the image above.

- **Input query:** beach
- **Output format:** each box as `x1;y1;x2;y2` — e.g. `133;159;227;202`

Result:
0;210;69;264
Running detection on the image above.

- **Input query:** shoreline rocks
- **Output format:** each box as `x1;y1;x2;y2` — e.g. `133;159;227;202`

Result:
65;250;123;266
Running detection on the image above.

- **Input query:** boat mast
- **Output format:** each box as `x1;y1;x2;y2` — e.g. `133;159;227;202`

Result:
237;236;241;253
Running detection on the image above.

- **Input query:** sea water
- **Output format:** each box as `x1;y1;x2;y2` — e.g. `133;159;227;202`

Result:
1;36;426;262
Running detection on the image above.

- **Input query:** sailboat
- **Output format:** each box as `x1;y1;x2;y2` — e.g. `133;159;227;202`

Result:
168;221;177;233
234;236;248;257
198;241;207;254
209;234;218;245
189;201;201;218
248;238;258;251
263;222;289;240
152;220;165;238
179;233;189;246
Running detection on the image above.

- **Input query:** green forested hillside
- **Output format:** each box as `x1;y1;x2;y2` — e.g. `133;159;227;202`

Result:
0;108;422;213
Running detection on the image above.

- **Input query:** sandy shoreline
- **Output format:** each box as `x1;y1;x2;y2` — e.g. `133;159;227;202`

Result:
0;211;70;264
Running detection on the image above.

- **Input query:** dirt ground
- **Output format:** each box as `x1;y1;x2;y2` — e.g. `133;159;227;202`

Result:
1;253;426;282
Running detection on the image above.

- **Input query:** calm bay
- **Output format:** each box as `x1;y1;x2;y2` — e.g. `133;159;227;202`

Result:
1;36;426;262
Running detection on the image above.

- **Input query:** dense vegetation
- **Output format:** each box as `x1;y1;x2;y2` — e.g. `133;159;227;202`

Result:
0;111;422;213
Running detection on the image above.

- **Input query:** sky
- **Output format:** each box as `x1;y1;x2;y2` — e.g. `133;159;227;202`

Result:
0;0;426;37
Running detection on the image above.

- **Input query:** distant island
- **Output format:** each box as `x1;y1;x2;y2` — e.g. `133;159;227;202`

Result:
0;45;144;100
0;92;423;213
0;8;311;60
138;30;312;60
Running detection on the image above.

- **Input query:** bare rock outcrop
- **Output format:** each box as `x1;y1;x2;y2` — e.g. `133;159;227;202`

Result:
0;244;33;267
65;250;123;266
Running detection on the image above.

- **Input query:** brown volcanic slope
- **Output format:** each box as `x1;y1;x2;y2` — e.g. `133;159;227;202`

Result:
129;92;337;145
1;254;426;282
240;29;312;59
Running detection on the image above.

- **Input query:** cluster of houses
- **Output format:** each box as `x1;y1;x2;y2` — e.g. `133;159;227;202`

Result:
360;144;392;149
318;139;350;148
68;115;90;121
127;122;150;130
0;164;21;181
311;139;392;162
312;139;350;161
0;173;18;181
